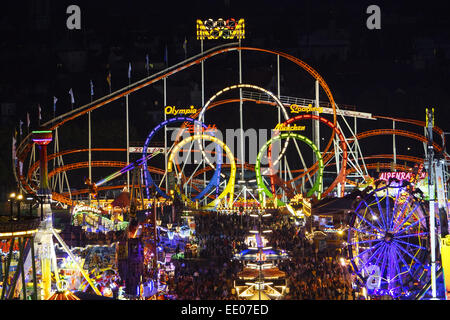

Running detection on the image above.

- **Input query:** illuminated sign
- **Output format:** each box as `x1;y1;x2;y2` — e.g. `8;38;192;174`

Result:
164;105;197;116
128;147;165;154
302;198;311;216
289;104;323;114
196;18;245;40
185;123;217;133
273;123;306;131
290;194;303;204
378;171;426;181
256;252;267;262
234;198;260;207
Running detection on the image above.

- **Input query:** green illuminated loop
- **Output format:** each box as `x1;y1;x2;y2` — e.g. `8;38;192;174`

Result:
255;132;324;207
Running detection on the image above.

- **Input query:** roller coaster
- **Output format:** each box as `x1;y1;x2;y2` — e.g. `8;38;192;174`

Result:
9;42;450;300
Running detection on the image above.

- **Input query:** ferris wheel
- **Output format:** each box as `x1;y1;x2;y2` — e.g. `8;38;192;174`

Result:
346;184;430;299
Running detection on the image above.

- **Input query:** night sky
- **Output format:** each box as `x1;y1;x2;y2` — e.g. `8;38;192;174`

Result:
1;0;449;195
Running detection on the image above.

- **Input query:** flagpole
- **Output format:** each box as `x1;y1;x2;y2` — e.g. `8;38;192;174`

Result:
53;96;57;120
126;64;131;190
163;48;169;195
201;39;206;205
88;84;92;206
146;54;150;77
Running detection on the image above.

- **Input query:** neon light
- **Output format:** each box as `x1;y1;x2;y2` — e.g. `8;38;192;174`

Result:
142;117;222;202
196;18;245;40
164;105;197;116
273;123;306;131
197;84;291;174
185;123;217;133
0;229;38;238
31;138;52;143
255;132;324;207
379;171;427;181
289;104;323;114
167;134;235;209
283;114;348;198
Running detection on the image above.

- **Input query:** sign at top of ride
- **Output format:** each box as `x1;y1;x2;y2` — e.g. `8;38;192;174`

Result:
185;123;218;133
273;123;306;131
196;18;245;40
290;104;323;114
378;171;426;182
128;147;165;154
164;105;197;116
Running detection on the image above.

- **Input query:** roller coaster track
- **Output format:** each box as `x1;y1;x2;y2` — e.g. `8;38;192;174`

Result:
354;129;443;152
14;43;448;207
16;43;340;205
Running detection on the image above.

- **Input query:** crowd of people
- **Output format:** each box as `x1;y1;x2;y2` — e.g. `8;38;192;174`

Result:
168;259;241;300
62;226;125;247
167;211;357;300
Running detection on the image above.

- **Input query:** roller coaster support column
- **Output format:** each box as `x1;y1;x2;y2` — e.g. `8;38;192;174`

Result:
425;108;438;299
313;80;320;169
277;55;283;189
164;77;168;196
153;196;158;278
393;120;397;169
126;94;130;190
201;39;207;205
239;39;244;183
89;92;93;205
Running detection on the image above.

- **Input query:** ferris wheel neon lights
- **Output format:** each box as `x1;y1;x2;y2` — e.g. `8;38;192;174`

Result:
196;18;245;40
255;132;324;207
167;134;236;209
346;185;429;299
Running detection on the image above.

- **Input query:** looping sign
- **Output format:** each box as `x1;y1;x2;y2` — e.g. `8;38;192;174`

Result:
196;18;245;40
289;104;323;114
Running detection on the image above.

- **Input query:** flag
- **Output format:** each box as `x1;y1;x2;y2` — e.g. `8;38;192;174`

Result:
69;88;75;104
53;96;58;114
106;71;111;89
128;62;132;81
164;45;168;66
90;80;94;97
12;135;16;160
38;104;42;120
27;112;30;128
19;120;23;136
183;37;187;58
145;54;149;73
